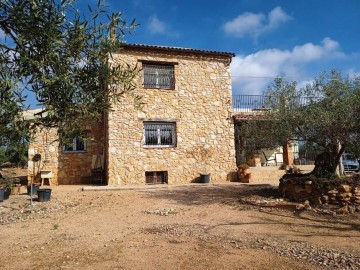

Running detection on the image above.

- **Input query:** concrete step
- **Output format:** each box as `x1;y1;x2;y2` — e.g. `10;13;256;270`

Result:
240;165;314;184
248;170;285;183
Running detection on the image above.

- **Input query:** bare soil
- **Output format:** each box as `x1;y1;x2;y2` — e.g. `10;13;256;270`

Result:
1;179;360;270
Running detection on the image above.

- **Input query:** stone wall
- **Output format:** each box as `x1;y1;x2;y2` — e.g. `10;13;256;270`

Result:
28;118;105;185
107;47;236;185
279;176;360;205
28;127;59;185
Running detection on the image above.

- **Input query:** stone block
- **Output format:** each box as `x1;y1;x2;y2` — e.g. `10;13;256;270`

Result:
305;185;312;193
321;195;329;203
294;186;306;193
339;184;351;193
336;192;352;199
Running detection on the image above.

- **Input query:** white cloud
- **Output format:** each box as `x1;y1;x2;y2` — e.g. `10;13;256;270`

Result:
231;38;344;95
267;6;292;30
148;15;166;34
147;15;179;38
348;68;360;79
223;13;264;38
223;6;291;38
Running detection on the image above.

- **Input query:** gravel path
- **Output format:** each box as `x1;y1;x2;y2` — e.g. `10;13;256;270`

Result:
1;184;359;269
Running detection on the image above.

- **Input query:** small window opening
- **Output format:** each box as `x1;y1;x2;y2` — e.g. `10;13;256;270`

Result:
145;171;168;184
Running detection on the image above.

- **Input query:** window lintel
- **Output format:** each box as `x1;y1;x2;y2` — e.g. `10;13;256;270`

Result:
140;118;180;122
138;60;178;65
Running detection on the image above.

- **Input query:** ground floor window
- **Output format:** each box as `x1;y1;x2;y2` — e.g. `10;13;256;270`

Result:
63;137;86;152
144;122;176;147
145;171;168;184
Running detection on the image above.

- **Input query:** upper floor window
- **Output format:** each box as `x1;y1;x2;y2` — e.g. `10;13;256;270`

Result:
63;137;86;152
143;63;175;89
144;122;176;147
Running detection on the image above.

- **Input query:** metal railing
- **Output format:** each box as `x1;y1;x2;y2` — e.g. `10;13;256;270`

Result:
293;150;319;165
232;95;320;113
232;95;274;113
143;64;174;89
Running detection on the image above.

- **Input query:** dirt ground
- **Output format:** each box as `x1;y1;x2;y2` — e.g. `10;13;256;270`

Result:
1;179;360;270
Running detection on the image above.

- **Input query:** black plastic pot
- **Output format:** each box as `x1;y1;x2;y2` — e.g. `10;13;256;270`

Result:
37;189;52;202
27;184;40;196
4;188;10;200
0;189;4;202
200;173;210;183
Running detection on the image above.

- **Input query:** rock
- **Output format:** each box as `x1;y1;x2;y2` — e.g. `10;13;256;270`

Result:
348;205;356;214
336;192;352;199
336;205;349;215
312;196;322;205
296;204;305;210
294;186;306;193
322;195;329;202
303;201;312;210
339;185;351;193
305;185;312;193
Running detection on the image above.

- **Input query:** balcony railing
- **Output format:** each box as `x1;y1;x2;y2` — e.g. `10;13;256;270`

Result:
232;95;274;113
232;95;319;113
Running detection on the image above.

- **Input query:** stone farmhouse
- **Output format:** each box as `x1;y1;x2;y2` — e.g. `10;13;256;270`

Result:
27;44;236;185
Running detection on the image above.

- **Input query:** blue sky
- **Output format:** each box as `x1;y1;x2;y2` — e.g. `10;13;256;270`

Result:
101;0;360;95
1;0;359;105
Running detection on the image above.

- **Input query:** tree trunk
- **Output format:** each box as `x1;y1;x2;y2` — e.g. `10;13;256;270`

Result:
311;152;339;177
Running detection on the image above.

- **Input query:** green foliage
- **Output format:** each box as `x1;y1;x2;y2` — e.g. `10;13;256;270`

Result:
0;148;6;165
0;0;139;143
244;70;360;176
0;54;29;166
238;163;250;170
0;176;14;192
237;120;281;155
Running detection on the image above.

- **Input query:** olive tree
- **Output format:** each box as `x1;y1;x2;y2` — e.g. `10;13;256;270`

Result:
242;70;360;177
0;0;139;146
0;49;29;166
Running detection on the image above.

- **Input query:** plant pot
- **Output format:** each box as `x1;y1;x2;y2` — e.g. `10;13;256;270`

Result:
37;189;52;202
239;173;252;183
0;189;4;202
27;184;40;196
4;188;10;200
200;173;210;183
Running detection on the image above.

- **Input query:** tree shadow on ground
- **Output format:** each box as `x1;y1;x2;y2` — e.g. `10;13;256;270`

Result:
140;184;281;206
141;184;360;234
248;209;360;234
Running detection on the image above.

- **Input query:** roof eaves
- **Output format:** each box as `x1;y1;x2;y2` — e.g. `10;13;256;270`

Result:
122;44;235;58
